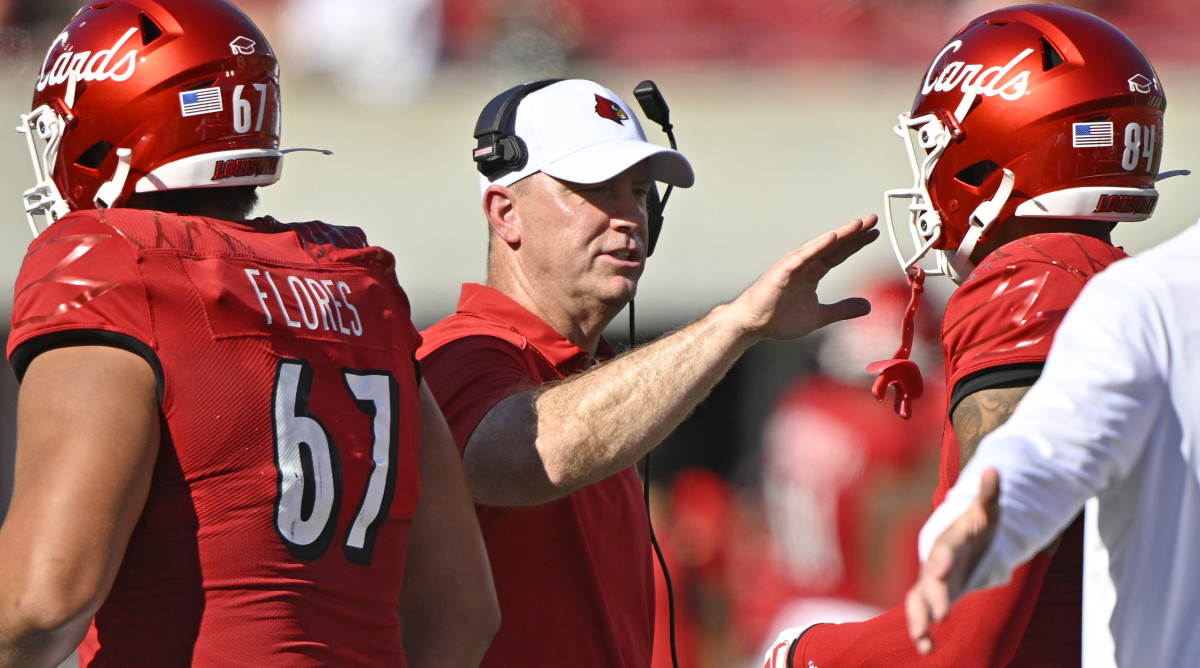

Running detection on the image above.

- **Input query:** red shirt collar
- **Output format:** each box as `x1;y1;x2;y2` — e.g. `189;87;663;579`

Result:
456;283;615;372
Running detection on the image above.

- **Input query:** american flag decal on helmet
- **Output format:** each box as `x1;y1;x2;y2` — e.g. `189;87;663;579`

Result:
181;87;223;117
1072;122;1113;148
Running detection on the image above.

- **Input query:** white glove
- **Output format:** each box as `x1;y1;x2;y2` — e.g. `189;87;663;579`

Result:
763;627;807;668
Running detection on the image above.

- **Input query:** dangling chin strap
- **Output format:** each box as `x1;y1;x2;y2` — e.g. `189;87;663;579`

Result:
93;148;132;209
866;266;926;419
948;168;1015;282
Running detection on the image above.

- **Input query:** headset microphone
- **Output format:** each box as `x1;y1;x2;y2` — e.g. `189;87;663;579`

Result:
633;80;677;257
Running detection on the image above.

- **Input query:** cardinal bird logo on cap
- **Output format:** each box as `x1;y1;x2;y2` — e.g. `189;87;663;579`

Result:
594;94;628;125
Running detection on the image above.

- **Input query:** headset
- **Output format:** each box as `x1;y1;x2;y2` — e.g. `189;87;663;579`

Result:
472;78;563;181
472;78;678;256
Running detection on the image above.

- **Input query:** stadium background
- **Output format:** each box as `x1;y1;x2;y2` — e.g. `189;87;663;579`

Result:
0;0;1197;665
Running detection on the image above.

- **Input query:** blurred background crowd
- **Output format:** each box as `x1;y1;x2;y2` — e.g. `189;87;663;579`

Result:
5;1;1200;101
1;1;1199;666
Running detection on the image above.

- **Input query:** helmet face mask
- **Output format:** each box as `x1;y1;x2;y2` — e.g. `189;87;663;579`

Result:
20;0;284;235
884;111;956;281
883;4;1167;284
20;98;74;235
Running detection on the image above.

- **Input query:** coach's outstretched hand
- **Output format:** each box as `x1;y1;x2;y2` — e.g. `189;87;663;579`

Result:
905;468;1002;655
730;214;880;344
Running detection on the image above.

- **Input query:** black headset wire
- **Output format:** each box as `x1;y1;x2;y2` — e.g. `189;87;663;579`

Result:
630;80;680;668
630;303;679;668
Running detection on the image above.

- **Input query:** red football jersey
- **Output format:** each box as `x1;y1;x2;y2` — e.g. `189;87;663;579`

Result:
792;233;1126;667
934;232;1126;665
8;209;425;666
937;233;1128;495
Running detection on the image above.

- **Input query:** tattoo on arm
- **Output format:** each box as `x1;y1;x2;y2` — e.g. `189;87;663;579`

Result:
951;385;1032;469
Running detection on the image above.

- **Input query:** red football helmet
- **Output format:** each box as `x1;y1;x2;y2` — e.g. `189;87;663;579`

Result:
883;4;1171;283
20;0;282;235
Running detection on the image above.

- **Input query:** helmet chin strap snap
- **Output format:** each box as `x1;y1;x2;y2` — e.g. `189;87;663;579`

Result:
948;167;1015;283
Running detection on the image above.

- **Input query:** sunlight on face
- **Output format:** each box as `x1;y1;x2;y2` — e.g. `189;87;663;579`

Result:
514;162;653;318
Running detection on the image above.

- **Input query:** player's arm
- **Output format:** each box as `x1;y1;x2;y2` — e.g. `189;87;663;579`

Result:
953;382;1076;568
767;547;1052;668
951;384;1031;467
464;216;879;506
0;345;160;668
400;382;499;667
769;382;1054;668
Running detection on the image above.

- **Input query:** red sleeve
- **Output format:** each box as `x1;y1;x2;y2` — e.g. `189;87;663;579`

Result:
8;212;155;376
941;234;1122;390
793;554;1053;668
418;335;539;452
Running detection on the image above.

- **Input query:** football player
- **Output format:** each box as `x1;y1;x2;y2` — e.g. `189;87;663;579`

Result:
909;218;1200;666
0;1;497;666
766;5;1175;666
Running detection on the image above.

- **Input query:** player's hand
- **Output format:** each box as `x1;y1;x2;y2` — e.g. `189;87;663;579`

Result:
905;468;1001;655
732;215;879;343
762;626;806;668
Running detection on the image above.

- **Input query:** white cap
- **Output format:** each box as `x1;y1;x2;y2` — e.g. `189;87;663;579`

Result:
477;79;695;194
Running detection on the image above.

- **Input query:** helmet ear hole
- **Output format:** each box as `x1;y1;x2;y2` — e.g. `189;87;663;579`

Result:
1040;38;1065;70
955;160;999;188
138;12;164;44
77;141;114;170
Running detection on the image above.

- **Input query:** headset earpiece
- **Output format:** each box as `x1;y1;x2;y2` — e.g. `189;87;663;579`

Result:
479;134;528;179
472;78;563;180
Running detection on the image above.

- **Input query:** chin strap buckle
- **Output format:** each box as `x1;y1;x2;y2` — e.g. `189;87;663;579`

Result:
865;266;926;419
93;148;133;209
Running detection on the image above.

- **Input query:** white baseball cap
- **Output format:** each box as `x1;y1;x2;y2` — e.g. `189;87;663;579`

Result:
476;79;695;194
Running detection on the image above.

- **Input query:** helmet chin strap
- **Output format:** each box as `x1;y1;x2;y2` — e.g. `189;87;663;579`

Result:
94;148;133;209
948;168;1015;283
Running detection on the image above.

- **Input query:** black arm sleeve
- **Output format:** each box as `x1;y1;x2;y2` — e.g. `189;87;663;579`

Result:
949;361;1044;418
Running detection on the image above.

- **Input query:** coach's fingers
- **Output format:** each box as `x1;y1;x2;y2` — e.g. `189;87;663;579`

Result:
905;584;936;656
977;468;1001;523
905;534;956;655
819;215;880;270
905;468;1003;655
817;297;872;328
794;216;880;274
